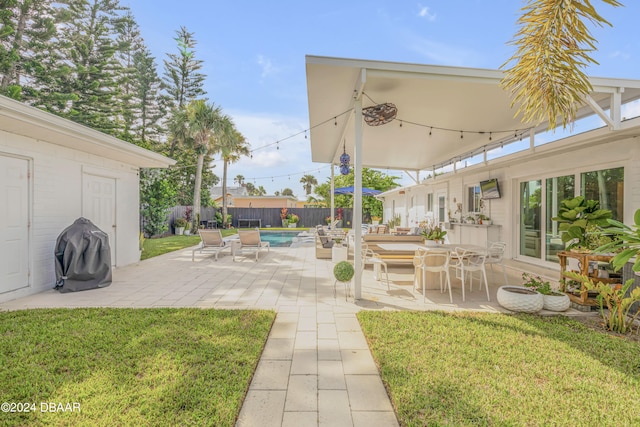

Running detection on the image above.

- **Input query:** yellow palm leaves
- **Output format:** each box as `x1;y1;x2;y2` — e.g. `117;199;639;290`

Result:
501;0;622;129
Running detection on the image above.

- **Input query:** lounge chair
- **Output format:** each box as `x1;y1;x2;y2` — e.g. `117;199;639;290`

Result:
192;230;230;261
234;230;270;261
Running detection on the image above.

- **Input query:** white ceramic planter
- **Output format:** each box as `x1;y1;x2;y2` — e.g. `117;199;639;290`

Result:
497;286;543;313
543;293;571;312
175;227;184;235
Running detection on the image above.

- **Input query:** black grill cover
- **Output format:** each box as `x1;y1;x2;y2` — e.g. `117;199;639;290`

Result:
54;217;112;292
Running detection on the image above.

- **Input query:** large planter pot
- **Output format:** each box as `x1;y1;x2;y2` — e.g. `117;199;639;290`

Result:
543;293;571;312
175;227;184;235
497;286;543;313
288;223;298;228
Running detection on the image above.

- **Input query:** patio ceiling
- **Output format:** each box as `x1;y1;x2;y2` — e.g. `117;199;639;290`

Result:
306;55;640;172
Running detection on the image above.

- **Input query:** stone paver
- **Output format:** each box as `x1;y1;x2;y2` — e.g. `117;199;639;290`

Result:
0;240;565;426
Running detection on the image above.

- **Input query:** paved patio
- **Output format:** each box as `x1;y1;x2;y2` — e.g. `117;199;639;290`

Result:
0;242;572;426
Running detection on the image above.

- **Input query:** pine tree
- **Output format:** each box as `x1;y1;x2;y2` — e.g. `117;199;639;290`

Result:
163;26;206;156
0;0;56;99
133;47;166;147
113;11;143;142
33;0;128;135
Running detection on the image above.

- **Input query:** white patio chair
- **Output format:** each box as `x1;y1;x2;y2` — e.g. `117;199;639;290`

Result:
486;241;508;285
449;247;490;302
192;229;230;261
362;248;389;289
234;230;270;262
413;248;452;303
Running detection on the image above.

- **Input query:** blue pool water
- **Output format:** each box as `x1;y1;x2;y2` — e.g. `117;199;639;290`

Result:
259;231;303;247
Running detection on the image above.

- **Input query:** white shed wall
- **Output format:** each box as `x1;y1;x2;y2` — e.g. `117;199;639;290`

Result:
0;129;141;302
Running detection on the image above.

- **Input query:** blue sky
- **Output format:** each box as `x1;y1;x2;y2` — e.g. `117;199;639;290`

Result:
125;1;640;197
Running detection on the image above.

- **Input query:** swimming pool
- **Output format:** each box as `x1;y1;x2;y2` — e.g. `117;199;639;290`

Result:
259;230;311;247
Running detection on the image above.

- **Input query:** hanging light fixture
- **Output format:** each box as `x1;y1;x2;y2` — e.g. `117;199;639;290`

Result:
362;103;397;126
339;141;350;176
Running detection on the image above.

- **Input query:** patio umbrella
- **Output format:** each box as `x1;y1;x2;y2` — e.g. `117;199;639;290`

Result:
334;186;382;196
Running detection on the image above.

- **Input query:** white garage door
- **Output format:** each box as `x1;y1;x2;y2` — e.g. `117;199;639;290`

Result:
82;174;116;265
0;155;29;293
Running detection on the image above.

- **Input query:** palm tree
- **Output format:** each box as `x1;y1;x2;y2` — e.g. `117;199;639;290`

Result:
234;174;245;186
502;0;622;129
256;186;267;196
300;174;318;196
171;100;225;230
214;119;250;228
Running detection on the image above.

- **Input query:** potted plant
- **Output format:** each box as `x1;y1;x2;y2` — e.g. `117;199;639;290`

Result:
371;215;382;225
522;272;570;311
387;213;402;230
551;196;613;252
280;207;289;227
421;222;447;244
287;213;299;228
478;214;492;225
174;218;187;235
496;285;544;313
333;261;355;300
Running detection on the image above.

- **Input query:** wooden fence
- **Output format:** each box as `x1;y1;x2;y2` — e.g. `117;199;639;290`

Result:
162;206;353;231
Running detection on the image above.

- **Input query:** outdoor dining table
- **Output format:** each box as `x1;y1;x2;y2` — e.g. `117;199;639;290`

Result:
375;243;488;290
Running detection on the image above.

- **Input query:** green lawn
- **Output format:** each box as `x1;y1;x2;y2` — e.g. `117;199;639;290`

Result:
358;311;640;427
141;228;311;260
141;230;238;260
0;308;275;426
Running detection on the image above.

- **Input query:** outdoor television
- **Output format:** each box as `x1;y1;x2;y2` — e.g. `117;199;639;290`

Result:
480;178;501;199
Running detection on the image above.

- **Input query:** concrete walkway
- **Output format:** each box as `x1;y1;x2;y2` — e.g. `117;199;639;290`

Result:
0;241;565;426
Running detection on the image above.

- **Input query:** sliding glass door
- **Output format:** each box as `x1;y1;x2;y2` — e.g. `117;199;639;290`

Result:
545;175;575;262
519;180;542;258
519;167;623;264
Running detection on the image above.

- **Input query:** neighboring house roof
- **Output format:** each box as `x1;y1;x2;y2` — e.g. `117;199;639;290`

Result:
210;186;249;200
0;95;175;168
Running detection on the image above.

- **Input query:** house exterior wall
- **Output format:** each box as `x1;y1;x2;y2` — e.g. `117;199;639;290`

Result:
233;197;297;208
381;134;640;269
0;129;141;303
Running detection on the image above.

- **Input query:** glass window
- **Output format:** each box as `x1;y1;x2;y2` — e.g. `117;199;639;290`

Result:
545;175;575;262
520;180;542;259
581;167;624;220
467;185;481;212
438;195;446;223
427;193;433;212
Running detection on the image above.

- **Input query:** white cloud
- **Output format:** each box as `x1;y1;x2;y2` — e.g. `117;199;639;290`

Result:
212;110;331;196
406;35;479;66
417;5;436;21
256;54;278;79
609;50;631;61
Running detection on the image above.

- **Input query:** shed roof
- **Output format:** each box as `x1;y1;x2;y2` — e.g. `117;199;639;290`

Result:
0;95;175;168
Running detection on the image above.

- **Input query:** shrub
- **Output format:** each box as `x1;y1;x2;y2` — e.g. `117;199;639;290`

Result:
565;271;640;334
334;261;355;282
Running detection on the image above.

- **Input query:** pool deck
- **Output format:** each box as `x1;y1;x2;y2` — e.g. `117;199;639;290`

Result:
0;242;583;427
